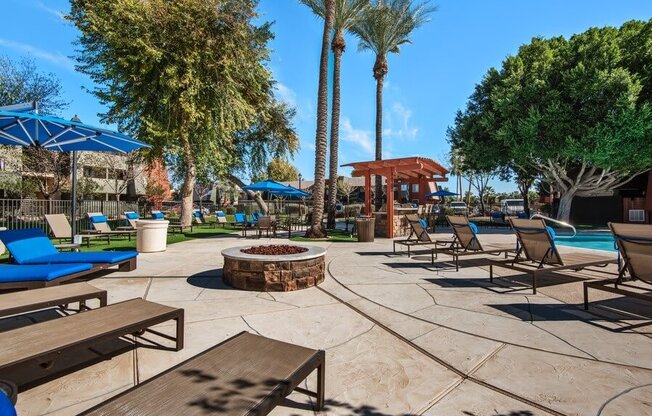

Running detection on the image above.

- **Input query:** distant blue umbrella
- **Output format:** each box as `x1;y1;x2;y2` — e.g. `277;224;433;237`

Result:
0;107;150;239
275;185;310;198
243;179;310;197
425;190;459;197
243;179;294;194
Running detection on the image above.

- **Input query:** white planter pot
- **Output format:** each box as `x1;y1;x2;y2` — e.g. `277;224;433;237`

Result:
136;220;169;253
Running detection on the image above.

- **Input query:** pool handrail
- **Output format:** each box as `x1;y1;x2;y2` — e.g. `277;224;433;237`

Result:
529;214;576;239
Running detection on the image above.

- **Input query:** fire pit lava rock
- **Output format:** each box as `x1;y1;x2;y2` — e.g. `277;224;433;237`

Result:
221;244;326;291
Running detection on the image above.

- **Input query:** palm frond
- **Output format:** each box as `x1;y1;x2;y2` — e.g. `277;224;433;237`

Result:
351;0;436;57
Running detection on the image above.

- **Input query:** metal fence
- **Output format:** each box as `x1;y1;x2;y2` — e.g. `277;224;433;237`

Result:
0;199;140;234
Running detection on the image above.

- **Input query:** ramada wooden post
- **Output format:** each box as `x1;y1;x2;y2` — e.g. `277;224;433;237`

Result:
386;167;395;239
364;172;372;216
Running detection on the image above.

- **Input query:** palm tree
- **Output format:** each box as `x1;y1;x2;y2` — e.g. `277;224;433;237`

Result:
352;0;434;209
304;0;335;238
301;0;370;230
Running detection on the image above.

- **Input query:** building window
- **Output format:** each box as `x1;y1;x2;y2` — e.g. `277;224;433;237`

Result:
83;166;106;179
411;183;419;193
114;169;127;180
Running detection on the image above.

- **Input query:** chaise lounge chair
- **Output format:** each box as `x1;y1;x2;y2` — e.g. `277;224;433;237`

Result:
0;282;107;319
87;213;136;239
123;211;140;229
151;210;193;233
0;298;184;373
489;218;617;294
393;214;452;257
45;214;110;248
0;228;137;272
432;215;516;271
0;263;95;291
80;331;323;416
584;223;652;310
214;211;227;228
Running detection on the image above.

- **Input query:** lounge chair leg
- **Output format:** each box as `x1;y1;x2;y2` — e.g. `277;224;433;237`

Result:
175;311;185;351
316;360;325;410
489;264;493;282
532;272;537;295
583;282;589;310
455;255;459;272
119;257;137;272
407;246;411;258
99;292;108;307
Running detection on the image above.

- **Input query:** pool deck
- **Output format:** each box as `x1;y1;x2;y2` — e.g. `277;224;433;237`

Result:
6;230;652;415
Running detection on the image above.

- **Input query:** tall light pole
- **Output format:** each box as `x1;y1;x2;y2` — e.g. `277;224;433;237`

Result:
298;173;303;190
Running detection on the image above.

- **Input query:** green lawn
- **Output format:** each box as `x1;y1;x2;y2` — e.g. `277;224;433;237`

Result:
0;224;240;261
290;228;358;243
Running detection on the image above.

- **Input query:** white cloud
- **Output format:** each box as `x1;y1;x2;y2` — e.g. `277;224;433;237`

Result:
0;38;74;70
274;82;297;108
383;102;419;140
34;1;66;21
340;117;374;157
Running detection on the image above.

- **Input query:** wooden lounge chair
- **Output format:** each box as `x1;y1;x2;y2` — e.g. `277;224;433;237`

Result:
584;223;652;310
123;211;141;229
432;215;516;271
256;215;277;238
80;331;323;416
0;263;96;291
0;298;183;373
151;211;193;234
0;282;107;319
214;211;228;228
87;213;136;239
45;214;110;248
393;214;452;257
192;210;213;228
0;228;137;272
489;218;616;294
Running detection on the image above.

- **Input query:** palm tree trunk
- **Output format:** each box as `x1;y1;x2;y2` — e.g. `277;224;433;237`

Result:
305;0;334;238
374;74;384;211
327;37;344;230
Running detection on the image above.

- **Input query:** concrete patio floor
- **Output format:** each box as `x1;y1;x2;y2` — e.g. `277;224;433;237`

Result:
8;230;652;416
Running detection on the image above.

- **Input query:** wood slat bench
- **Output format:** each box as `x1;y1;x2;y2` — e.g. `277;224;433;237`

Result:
81;331;325;416
0;298;183;372
0;282;107;319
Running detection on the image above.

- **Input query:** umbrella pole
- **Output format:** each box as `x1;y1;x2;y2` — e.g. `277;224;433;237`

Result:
71;151;78;243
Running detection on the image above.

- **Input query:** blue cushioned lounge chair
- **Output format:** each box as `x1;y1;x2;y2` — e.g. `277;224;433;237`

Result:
0;228;137;272
0;263;95;290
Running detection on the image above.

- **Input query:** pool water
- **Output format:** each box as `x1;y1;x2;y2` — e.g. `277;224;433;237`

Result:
555;233;616;252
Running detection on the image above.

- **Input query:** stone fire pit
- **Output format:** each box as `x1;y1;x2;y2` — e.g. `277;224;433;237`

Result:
221;244;326;291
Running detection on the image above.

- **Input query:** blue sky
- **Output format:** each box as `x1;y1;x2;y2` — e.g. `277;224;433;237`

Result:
2;1;652;192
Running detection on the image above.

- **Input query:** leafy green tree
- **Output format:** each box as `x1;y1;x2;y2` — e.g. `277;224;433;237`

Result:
352;0;434;209
305;0;335;238
300;0;370;229
0;56;68;115
69;0;285;226
266;158;299;182
449;20;652;222
0;55;70;201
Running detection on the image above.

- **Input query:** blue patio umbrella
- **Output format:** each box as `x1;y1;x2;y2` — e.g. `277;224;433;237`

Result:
243;179;310;197
0;105;150;239
275;185;310;198
425;190;459;198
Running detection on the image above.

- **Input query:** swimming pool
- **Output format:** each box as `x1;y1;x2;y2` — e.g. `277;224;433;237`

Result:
554;233;616;252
